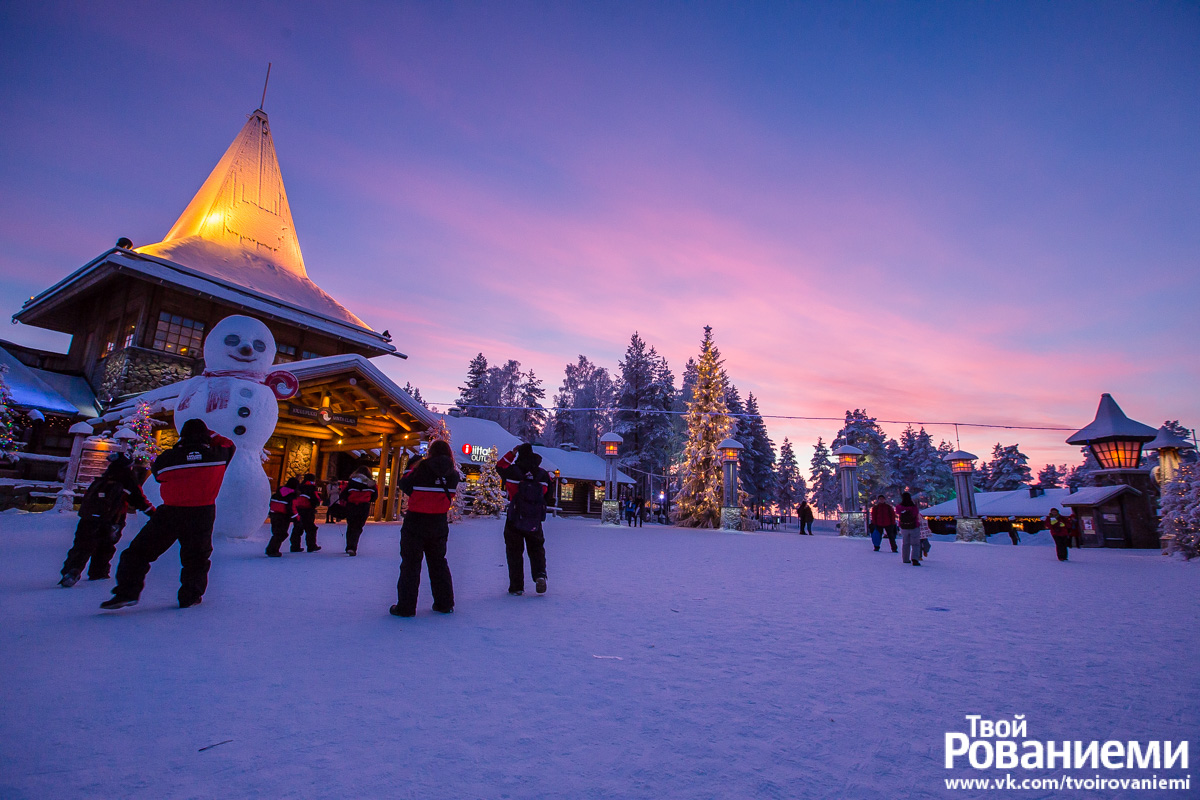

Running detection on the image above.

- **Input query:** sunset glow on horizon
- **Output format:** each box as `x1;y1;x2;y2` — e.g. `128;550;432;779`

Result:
1;2;1196;470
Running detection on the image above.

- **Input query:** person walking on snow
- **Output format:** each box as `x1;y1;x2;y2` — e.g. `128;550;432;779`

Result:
869;495;897;552
101;419;235;609
496;443;553;596
343;467;377;556
896;491;923;566
1045;508;1071;562
390;440;460;617
289;473;322;552
798;501;815;535
265;477;298;557
60;454;154;586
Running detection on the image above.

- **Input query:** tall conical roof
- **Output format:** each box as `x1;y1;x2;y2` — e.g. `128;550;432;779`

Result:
136;109;372;330
1066;394;1157;445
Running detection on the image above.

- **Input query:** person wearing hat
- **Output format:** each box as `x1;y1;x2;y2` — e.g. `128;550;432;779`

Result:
59;453;154;586
390;440;460;617
1045;508;1071;562
495;442;554;595
101;418;235;610
343;466;378;557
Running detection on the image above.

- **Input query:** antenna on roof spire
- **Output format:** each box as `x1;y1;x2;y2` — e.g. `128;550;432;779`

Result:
259;63;272;111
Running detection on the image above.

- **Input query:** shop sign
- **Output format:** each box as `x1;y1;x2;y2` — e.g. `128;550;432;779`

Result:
288;405;358;427
461;443;497;463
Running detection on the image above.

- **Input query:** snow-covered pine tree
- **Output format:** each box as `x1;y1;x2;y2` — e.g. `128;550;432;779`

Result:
455;353;489;417
551;355;614;452
470;449;506;517
972;458;992;492
1064;447;1101;490
516;370;547;442
124;401;161;465
0;365;18;462
774;438;803;519
613;333;676;496
427;417;463;522
888;425;950;504
740;393;775;513
1036;463;1067;488
832;410;893;508
985;443;1033;491
672;327;731;528
809;437;839;518
930;439;955;503
1160;463;1200;559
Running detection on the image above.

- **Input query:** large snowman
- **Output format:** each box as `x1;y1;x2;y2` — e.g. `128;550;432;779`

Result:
171;315;297;539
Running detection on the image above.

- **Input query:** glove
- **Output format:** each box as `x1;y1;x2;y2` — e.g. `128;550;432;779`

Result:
144;506;156;517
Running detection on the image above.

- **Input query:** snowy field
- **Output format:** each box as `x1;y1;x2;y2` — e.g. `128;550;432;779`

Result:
1;510;1196;799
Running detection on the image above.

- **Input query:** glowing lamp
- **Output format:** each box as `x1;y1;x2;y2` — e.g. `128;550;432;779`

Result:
718;438;744;464
1066;394;1156;471
832;445;863;469
599;431;623;457
944;450;978;475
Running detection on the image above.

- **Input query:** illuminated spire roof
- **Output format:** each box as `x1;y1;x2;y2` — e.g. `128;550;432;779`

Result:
136;109;370;330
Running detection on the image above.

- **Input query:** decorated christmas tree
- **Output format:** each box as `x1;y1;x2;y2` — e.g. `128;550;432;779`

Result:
470;449;506;517
672;327;732;528
1161;462;1200;560
0;365;18;462
427;416;464;522
124;401;161;465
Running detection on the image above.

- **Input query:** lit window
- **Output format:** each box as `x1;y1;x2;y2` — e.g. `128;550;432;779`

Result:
594;485;605;501
122;325;136;349
152;312;205;356
560;483;574;501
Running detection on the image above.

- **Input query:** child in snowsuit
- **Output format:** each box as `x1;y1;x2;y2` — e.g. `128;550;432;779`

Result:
496;443;554;596
390;440;459;617
101;419;235;609
60;454;154;586
265;477;298;557
289;473;322;552
896;491;923;566
343;467;377;556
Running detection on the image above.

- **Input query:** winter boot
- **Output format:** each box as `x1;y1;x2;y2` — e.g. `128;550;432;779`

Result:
535;576;547;595
59;573;79;588
390;605;414;617
99;597;138;610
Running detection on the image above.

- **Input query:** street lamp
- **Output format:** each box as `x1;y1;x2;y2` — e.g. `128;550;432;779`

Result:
943;449;983;540
718;438;744;507
1066;393;1159;548
832;445;863;513
1146;426;1195;485
599;431;623;525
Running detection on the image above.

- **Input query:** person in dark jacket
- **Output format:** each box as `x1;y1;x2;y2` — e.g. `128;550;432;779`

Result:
896;491;923;566
289;473;322;553
343;467;378;556
869;495;897;552
101;419;235;609
495;442;553;595
60;454;154;586
265;477;298;557
797;501;815;535
390;440;460;617
1045;508;1071;562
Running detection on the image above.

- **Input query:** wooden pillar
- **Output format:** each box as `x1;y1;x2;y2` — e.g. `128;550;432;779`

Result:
387;445;404;520
372;434;390;521
310;440;321;481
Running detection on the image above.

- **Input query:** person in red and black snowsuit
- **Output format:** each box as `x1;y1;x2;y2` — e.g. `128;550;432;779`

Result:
869;496;898;552
1045;508;1071;562
265;477;298;557
343;467;377;556
289;473;322;553
496;443;553;596
390;440;459;617
101;419;235;609
60;454;154;586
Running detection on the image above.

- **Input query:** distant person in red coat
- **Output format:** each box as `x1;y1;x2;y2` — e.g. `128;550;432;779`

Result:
1045;508;1071;562
869;496;897;552
101;419;235;609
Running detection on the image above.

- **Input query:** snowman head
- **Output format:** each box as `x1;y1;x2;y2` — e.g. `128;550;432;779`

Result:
204;315;276;375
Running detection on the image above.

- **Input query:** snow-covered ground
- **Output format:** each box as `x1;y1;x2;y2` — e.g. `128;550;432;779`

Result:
1;511;1196;799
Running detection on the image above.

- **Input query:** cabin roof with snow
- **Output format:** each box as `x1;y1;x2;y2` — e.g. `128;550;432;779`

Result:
924;488;1079;520
0;344;97;417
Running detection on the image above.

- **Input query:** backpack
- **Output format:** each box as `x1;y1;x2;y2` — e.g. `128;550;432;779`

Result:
898;505;919;528
79;475;127;520
507;472;546;533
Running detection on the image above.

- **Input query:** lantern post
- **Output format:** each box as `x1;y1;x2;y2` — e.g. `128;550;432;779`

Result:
53;421;97;512
1066;394;1159;548
1146;426;1195;485
832;445;866;537
599;432;623;525
718;438;744;530
944;450;985;542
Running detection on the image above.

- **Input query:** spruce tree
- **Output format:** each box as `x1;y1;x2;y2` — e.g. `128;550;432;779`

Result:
740;393;775;513
672;327;731;528
1037;464;1067;488
551;355;613;452
456;354;489;417
809;437;839;518
775;438;803;518
517;370;547;442
832;410;893;508
402;382;428;409
1160;463;1200;560
984;443;1033;491
614;332;676;497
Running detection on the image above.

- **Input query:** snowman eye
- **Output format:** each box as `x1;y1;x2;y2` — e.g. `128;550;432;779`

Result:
224;334;240;347
253;340;266;352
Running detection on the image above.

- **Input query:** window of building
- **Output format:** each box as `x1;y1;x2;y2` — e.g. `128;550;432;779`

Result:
152;312;205;356
593;484;605;501
302;350;321;361
122;324;136;350
102;320;119;357
275;344;297;364
560;483;574;501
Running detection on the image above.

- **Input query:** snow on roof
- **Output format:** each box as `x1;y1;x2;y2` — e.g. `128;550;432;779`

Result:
1061;485;1140;507
532;446;634;484
26;370;100;418
0;345;90;417
1067;394;1157;444
923;488;1077;519
1147;426;1196;452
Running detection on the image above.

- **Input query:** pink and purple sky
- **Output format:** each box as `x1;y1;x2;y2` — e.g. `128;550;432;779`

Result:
1;2;1197;470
